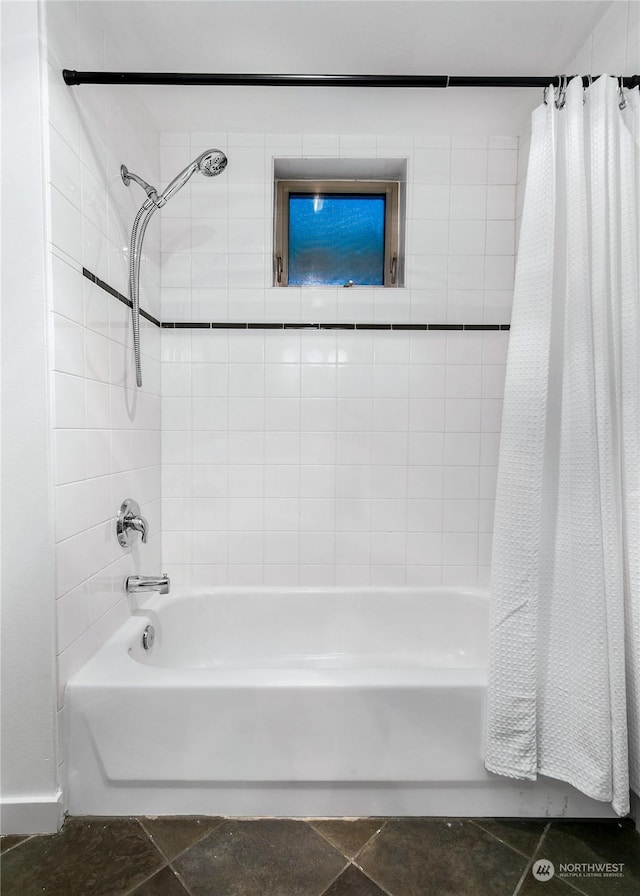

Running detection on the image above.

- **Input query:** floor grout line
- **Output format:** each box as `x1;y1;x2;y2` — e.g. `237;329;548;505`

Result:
523;822;595;896
122;817;220;896
351;819;388;860
315;858;353;896
510;822;551;896
509;821;600;896
469;818;546;860
118;819;171;896
137;815;224;865
0;835;37;855
167;860;199;896
135;817;175;865
120;867;172;896
351;859;397;896
305;819;388;862
306;819;389;896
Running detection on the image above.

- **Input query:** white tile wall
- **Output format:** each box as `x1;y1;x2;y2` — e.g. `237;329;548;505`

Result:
159;134;517;326
159;129;515;588
161;325;507;587
45;2;162;718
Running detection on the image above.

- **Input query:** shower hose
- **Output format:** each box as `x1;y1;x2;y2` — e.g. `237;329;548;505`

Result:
128;201;156;388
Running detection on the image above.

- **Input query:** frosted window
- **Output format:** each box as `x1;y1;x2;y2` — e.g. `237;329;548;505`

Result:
274;177;401;288
288;194;386;286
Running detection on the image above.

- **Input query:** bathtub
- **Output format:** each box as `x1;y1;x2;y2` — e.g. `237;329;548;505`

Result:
67;586;615;818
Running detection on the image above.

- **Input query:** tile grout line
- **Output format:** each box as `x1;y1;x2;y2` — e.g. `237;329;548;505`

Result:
0;835;37;855
167;860;200;896
348;820;399;896
308;819;388;862
129;817;220;896
117;819;172;896
120;866;178;896
315;857;353;896
520;822;594;896
469;818;546;860
350;859;397;896
510;822;551;896
137;816;224;864
136;816;175;864
350;820;388;860
308;820;391;896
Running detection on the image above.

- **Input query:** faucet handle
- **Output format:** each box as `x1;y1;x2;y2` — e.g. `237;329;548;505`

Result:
128;514;149;543
117;498;149;547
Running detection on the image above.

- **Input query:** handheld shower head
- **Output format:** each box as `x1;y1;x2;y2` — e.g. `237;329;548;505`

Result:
198;149;228;177
159;148;228;204
122;148;227;388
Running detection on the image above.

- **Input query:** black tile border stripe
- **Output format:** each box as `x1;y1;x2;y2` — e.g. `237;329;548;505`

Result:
160;320;511;331
140;309;162;326
82;267;162;327
82;267;510;333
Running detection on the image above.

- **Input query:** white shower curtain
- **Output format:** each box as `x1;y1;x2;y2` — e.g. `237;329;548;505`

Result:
485;75;640;817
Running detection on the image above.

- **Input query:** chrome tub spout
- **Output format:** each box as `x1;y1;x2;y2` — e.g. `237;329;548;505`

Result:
126;574;170;595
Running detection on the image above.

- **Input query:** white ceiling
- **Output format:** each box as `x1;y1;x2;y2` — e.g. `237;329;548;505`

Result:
100;1;611;76
85;0;615;134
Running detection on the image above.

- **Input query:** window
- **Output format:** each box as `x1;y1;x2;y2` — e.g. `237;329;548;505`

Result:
274;177;401;288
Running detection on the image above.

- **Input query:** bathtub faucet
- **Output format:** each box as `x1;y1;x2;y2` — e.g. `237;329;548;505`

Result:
126;574;170;595
117;498;149;547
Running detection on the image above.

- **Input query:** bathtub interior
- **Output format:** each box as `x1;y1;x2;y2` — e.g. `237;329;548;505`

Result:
128;586;490;670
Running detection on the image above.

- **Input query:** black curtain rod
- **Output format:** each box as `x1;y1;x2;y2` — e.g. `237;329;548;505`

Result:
62;70;640;89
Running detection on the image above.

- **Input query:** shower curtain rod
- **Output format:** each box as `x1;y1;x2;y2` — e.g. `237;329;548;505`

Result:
62;70;640;88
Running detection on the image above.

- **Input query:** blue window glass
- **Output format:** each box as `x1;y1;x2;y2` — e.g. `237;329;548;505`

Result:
288;193;385;286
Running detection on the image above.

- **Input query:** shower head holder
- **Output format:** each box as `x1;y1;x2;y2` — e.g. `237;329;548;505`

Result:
120;164;160;204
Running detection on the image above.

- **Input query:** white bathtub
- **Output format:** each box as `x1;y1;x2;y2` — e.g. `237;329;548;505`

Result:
67;586;615;818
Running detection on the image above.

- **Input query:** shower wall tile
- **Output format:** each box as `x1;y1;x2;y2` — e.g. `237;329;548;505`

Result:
159;129;518;327
44;74;527;647
161;326;508;588
44;0;162;737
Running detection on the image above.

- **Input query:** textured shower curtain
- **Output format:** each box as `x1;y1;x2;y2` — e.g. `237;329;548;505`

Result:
485;75;640;817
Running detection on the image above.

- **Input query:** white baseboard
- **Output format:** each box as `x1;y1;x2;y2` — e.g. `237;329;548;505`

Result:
0;791;64;834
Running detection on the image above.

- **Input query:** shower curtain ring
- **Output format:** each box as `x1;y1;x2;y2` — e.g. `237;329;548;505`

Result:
555;74;568;109
618;76;627;110
583;74;593;104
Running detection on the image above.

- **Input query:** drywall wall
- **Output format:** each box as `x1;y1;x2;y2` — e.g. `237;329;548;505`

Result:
1;0;60;834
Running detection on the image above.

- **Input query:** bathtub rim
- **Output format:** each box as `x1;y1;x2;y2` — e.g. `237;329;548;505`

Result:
69;584;491;687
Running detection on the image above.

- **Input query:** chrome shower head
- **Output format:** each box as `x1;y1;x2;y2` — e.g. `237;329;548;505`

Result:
122;148;228;389
159;148;228;204
197;149;228;177
122;150;228;208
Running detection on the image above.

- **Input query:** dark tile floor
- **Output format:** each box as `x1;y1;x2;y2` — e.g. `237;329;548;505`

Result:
1;816;638;896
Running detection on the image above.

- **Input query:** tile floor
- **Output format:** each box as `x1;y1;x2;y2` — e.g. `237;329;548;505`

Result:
1;816;638;896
